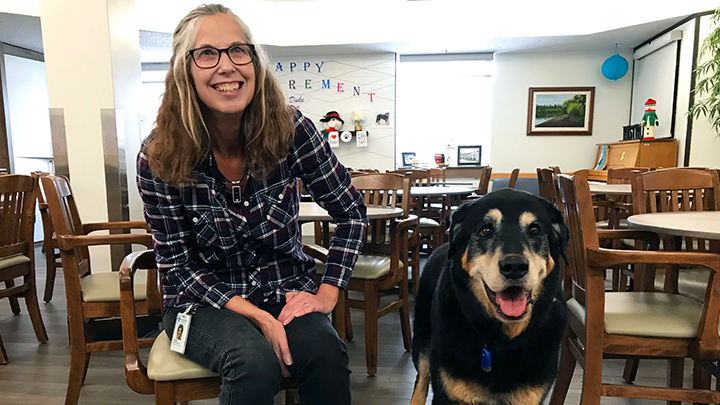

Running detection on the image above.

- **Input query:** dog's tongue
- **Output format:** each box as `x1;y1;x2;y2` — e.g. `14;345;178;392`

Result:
496;288;527;317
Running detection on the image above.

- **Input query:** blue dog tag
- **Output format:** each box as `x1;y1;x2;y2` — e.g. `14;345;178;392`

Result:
481;346;492;372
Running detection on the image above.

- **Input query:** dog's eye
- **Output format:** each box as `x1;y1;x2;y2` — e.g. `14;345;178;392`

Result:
528;224;542;236
479;225;494;237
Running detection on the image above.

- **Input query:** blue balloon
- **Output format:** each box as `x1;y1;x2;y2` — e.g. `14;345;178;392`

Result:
602;53;629;81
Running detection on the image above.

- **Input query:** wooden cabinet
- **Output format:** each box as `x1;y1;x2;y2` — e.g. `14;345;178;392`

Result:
595;139;678;170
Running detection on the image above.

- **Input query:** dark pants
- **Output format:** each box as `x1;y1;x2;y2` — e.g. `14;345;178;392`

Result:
163;303;351;405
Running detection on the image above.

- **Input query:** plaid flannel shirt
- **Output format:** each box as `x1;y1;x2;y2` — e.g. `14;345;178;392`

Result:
137;110;368;310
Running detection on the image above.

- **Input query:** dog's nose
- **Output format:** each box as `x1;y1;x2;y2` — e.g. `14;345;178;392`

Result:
499;256;529;279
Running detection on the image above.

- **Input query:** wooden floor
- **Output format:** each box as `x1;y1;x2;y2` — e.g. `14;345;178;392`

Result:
0;245;701;404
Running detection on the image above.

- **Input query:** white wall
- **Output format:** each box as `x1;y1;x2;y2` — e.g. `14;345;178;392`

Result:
272;53;395;171
491;50;633;173
688;15;720;167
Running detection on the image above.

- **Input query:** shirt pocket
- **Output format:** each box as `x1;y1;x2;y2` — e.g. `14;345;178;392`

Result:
259;182;299;253
188;208;238;263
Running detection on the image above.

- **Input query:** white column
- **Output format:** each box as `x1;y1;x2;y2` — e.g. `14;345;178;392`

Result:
40;0;143;272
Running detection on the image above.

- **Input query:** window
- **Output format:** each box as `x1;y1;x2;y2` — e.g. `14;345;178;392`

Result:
396;57;493;168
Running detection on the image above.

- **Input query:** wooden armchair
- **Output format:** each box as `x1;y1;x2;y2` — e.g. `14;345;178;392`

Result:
0;174;48;364
118;250;299;405
33;172;63;302
549;173;720;405
322;173;417;375
39;174;161;405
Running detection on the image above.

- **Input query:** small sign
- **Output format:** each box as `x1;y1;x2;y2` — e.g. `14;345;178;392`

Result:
356;131;367;147
328;131;340;147
340;131;353;143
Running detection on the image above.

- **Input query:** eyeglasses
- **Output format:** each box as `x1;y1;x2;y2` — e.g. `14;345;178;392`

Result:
186;44;255;69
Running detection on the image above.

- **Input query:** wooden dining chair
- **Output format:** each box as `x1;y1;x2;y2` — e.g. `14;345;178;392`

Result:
33;172;63;302
40;174;162;405
0;174;48;364
118;250;300;405
460;166;493;205
537;167;559;206
429;168;446;185
550;173;720;405
508;168;520;189
319;173;416;375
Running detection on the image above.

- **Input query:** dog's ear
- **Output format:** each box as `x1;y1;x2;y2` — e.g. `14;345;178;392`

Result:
447;202;470;259
548;204;569;264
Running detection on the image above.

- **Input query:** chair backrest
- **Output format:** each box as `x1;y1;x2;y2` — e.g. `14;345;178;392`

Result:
388;169;428;187
537;167;559;206
40;175;91;276
632;167;720;254
33;172;57;248
508;168;520;189
476;166;493;195
351;173;411;255
556;174;600;306
631;167;720;214
607;167;652;184
0;175;37;259
429;168;445;184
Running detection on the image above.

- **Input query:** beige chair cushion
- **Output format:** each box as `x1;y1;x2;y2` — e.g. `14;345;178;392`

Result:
80;270;147;302
147;331;218;381
595;219;628;230
654;268;711;303
418;218;441;228
0;254;30;270
315;256;403;280
567;292;703;338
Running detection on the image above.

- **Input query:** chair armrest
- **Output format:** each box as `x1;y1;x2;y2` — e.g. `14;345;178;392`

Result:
119;250;156;394
302;244;329;262
586;247;720;271
56;233;153;251
83;221;150;234
586;247;720;358
597;230;659;249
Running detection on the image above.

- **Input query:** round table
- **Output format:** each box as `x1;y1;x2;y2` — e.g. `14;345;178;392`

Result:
627;211;720;240
298;202;403;222
588;182;632;196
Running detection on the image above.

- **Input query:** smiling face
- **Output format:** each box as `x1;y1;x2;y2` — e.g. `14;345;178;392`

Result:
452;190;567;328
190;13;256;120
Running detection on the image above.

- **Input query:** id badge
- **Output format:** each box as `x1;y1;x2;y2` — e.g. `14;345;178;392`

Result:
170;306;193;354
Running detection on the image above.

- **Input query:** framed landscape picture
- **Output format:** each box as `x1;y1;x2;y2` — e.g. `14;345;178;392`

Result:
457;145;481;166
527;87;595;136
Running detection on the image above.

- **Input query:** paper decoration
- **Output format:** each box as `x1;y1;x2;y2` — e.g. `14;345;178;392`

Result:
356;131;367;147
328;131;340;147
340;131;352;143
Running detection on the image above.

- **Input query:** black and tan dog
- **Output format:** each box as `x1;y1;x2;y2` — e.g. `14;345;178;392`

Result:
411;189;569;405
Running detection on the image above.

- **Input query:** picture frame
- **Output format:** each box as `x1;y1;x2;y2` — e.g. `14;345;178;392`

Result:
457;146;481;166
401;152;416;167
527;87;595;136
372;112;393;128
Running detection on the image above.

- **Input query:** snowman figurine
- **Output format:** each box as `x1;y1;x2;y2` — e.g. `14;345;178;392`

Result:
320;111;344;138
640;98;659;140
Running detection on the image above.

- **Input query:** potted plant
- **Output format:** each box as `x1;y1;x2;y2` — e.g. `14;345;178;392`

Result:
689;6;720;135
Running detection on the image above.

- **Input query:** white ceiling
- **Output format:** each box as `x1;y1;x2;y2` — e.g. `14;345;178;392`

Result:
0;0;716;61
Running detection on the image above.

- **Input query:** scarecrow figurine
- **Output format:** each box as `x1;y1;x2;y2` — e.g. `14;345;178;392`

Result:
640;98;659;140
320;111;344;139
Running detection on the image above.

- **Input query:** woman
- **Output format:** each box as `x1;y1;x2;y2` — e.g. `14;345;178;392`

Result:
136;4;367;404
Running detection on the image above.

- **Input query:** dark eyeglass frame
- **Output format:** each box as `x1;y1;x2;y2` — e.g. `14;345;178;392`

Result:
186;43;256;69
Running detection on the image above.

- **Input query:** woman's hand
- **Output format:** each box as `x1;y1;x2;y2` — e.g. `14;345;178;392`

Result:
278;284;339;325
256;314;293;378
223;296;292;377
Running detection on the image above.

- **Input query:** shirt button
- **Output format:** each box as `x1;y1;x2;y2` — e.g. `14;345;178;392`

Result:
263;298;268;302
251;281;257;286
267;215;271;220
192;217;199;223
278;194;283;199
243;201;249;207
